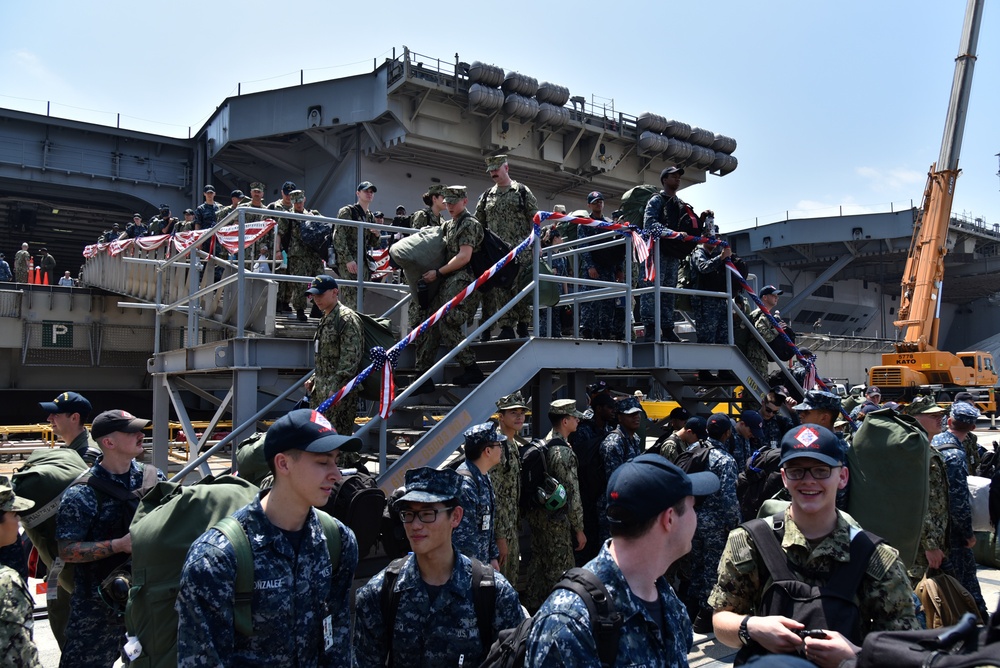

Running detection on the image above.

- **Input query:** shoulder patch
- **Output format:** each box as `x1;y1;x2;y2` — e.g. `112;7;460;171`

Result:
730;528;756;567
866;543;899;581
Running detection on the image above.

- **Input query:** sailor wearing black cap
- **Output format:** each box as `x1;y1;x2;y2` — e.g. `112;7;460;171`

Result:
177;409;361;667
711;424;918;665
40;391;101;465
56;409;165;668
526;454;720;665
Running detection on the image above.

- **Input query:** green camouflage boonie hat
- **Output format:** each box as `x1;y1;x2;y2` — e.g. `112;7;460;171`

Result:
428;184;447;196
443;186;467;203
0;476;34;513
484;155;508;171
250;182;266;192
550;399;585;418
289;190;306;202
903;395;946;416
396;467;462;505
497;391;529;411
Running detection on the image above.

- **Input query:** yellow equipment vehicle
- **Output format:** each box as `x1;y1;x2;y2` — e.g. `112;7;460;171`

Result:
868;0;997;412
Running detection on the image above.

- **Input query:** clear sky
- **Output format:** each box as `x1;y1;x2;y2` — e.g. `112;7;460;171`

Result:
1;0;997;233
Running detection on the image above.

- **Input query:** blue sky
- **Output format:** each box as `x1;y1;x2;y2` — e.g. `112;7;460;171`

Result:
1;0;997;232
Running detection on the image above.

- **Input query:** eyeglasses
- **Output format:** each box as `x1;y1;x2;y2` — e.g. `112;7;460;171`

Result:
760;405;778;416
782;465;839;480
398;507;454;524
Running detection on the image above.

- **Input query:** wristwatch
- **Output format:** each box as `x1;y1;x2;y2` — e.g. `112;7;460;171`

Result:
738;615;752;646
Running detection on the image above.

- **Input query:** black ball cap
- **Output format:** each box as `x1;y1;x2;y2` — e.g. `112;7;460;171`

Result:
263;409;362;463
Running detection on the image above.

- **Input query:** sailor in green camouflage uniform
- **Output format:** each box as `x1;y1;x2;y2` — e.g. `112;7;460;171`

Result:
307;276;364;468
278;190;323;321
711;424;918;665
0;478;41;668
268;181;297;313
745;285;785;377
147;204;176;236
475;155;538;340
334;181;380;309
418;186;486;386
524;399;588;611
903;396;950;582
406;185;447;344
491;391;528;584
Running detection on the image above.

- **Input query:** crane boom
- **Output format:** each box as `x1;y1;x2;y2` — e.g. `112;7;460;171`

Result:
892;0;984;353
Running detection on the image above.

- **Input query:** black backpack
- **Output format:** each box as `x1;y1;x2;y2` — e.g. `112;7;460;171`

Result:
380;556;495;666
674;441;714;475
480;567;621;668
767;325;799;362
736;447;784;522
299;218;333;259
471;227;519;292
519;439;567;512
320;472;385;558
859;610;1000;667
734;514;881;666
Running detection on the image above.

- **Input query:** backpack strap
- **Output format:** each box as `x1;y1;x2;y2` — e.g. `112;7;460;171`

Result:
315;510;342;573
555;568;622;667
742;516;798;583
214;515;256;637
379;556;408;667
825;530;880;597
470;558;497;653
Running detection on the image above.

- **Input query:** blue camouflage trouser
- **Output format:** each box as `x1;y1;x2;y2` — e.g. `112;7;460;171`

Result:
694;296;730;344
580;266;617;337
942;545;989;619
59;595;125;668
639;255;679;337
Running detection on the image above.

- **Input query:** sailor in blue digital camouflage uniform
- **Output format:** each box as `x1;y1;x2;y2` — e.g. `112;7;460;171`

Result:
353;467;526;667
931;401;989;621
176;409;361;668
454;422;502;569
56;409;165;668
526;453;720;667
596;396;644;542
683;412;740;633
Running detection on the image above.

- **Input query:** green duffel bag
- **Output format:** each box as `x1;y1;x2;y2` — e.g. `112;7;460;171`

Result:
516;256;561;308
357;312;399;400
619;184;659;227
973;530;1000;568
390;225;447;309
847;408;929;569
125;474;260;668
235;432;269;487
13;448;90;592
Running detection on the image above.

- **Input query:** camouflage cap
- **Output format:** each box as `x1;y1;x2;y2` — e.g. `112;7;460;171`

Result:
484;154;508;171
951;402;980;424
793;390;842;413
497;391;529;411
397;467;462;505
443;186;467;203
550;399;585;418
0;476;33;513
903;395;946;416
553;205;567;214
250;182;266;192
464;421;507;448
427;184;447;196
289;190;306;202
616;396;644;415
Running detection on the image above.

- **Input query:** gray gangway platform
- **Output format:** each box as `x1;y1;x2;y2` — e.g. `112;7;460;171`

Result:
78;207;795;483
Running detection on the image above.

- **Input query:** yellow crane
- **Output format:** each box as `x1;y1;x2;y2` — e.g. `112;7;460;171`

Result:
868;0;998;411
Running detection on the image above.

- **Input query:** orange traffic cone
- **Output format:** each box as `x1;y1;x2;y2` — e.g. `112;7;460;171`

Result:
42;271;49;286
34;267;41;285
27;268;34;284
